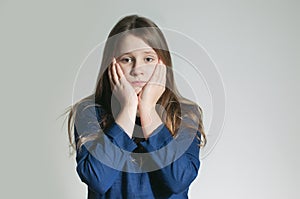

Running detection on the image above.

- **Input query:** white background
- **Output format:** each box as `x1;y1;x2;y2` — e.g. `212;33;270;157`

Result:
0;0;299;198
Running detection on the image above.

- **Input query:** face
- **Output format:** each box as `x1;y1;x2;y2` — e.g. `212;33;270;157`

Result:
115;34;159;94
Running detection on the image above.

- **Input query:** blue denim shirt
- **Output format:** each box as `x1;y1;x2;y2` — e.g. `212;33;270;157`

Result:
74;101;201;199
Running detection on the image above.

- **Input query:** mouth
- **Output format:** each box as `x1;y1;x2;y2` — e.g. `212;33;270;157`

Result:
131;81;146;87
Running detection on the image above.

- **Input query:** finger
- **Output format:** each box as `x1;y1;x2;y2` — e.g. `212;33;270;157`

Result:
153;59;163;79
108;64;116;91
148;67;158;85
108;65;112;82
109;58;116;84
161;65;167;85
115;62;124;79
157;61;166;86
111;58;119;85
155;59;163;81
158;59;163;65
147;59;163;86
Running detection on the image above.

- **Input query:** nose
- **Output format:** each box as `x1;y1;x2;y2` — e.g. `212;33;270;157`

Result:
130;59;144;76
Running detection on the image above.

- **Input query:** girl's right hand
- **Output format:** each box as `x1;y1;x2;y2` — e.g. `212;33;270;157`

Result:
108;57;138;110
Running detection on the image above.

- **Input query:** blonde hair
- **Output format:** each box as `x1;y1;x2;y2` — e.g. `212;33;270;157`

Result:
63;15;207;155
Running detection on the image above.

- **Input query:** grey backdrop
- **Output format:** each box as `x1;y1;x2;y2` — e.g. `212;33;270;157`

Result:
0;0;299;198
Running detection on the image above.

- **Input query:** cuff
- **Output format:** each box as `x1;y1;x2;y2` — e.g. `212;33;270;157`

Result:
105;122;138;152
140;124;173;152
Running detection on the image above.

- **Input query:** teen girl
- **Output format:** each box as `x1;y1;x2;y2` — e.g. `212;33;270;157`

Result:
66;14;207;199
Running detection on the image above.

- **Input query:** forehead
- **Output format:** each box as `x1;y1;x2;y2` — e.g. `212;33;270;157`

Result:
116;34;156;56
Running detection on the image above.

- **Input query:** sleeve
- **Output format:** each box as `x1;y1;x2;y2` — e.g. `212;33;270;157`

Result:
138;122;201;195
74;102;138;194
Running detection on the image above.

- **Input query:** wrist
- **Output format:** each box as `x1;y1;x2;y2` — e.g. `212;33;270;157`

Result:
139;106;156;122
115;106;137;138
121;105;138;112
139;108;163;139
138;103;156;113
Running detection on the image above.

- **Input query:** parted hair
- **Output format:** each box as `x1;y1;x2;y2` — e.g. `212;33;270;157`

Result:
63;15;207;155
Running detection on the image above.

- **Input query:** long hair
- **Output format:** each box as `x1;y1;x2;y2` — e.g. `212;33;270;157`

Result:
63;15;207;155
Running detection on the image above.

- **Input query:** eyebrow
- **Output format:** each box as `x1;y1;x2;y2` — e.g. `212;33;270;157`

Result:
120;51;157;56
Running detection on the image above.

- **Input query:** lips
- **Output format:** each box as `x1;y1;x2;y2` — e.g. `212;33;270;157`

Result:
131;81;146;87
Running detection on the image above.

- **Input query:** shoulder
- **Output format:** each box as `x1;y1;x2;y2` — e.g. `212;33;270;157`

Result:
179;99;202;119
75;97;106;121
178;99;202;132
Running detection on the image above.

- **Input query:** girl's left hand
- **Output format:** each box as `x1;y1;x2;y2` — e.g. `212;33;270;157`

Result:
138;59;167;109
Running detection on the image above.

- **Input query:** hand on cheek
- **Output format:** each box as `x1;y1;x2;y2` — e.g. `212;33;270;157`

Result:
138;59;166;109
138;59;166;138
108;57;138;110
108;57;139;138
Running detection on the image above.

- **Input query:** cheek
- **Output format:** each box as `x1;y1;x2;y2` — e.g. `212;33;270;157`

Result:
147;65;155;80
120;67;130;78
145;65;156;79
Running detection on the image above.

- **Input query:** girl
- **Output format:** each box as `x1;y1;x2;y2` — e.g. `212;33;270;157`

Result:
66;15;207;199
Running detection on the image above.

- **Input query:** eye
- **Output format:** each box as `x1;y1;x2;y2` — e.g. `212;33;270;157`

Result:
120;57;133;64
145;57;155;62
